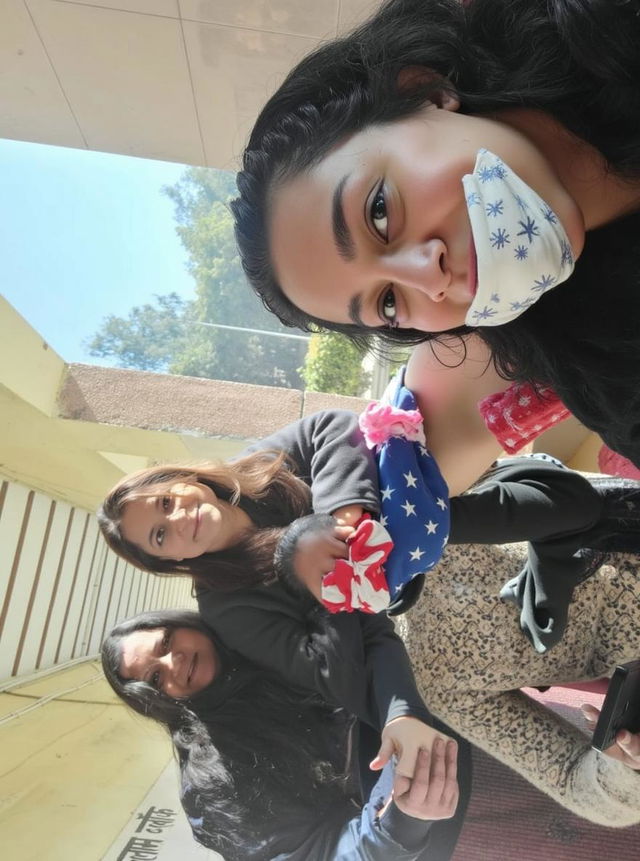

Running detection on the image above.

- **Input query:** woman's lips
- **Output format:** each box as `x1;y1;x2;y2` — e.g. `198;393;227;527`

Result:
193;504;200;540
468;234;478;298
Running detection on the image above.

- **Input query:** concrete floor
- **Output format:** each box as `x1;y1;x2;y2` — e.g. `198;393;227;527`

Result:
0;662;174;861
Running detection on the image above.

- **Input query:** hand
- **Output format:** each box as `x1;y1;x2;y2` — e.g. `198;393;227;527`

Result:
371;716;455;798
293;522;353;601
581;703;640;770
332;504;365;527
391;740;459;821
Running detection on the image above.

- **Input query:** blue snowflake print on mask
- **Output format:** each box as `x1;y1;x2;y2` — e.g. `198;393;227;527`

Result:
532;274;557;293
361;368;450;601
490;228;510;249
462;150;576;326
516;215;540;244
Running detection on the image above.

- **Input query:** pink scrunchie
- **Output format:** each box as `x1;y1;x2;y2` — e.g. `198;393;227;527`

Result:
358;401;426;451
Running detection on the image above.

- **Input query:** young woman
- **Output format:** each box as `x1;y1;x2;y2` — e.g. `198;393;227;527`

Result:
102;609;465;861
231;0;640;467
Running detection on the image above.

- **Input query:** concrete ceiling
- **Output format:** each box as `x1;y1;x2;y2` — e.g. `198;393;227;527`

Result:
1;0;378;169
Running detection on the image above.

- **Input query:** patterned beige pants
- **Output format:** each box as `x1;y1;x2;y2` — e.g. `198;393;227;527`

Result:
397;543;640;826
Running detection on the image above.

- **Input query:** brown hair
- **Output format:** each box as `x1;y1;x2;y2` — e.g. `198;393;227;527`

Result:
97;451;311;591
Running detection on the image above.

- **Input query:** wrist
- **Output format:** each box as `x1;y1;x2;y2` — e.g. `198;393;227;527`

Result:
332;504;364;526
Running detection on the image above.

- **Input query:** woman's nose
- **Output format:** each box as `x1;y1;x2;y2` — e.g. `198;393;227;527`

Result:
160;650;185;684
168;505;189;533
381;240;450;300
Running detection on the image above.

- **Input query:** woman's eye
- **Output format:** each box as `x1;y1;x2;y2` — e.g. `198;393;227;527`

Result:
379;287;398;326
370;185;388;241
150;670;161;690
161;496;171;511
156;527;165;547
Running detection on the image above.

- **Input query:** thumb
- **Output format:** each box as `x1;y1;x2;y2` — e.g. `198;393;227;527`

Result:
581;703;599;723
370;737;396;771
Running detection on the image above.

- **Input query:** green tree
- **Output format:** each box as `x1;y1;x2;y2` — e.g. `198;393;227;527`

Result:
86;292;190;371
301;331;370;397
88;167;372;395
164;168;307;387
88;168;307;386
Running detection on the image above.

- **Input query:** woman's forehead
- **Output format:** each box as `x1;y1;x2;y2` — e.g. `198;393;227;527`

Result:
119;628;163;678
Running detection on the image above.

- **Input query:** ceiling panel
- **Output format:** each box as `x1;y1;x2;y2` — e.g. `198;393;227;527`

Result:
0;1;85;148
183;19;317;168
27;0;204;163
180;0;338;40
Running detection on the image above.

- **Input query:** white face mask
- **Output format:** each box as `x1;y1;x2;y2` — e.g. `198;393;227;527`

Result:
462;149;575;326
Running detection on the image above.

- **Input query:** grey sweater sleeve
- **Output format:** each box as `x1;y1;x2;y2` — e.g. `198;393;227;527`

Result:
243;409;380;515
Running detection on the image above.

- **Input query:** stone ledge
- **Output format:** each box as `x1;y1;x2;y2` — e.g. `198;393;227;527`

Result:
58;364;368;441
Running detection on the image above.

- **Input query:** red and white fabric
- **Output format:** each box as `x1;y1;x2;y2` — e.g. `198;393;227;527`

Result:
479;382;570;454
320;516;394;614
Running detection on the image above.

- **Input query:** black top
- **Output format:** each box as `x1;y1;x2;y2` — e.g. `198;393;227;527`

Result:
196;410;470;858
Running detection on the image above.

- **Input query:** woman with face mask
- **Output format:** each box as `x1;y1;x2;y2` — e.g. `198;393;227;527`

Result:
102;609;465;860
232;0;640;468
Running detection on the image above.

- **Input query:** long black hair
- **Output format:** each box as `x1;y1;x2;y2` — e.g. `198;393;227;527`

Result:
102;610;358;860
232;0;640;462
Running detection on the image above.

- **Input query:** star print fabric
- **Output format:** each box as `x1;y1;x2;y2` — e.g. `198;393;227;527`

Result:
463;149;575;326
363;368;451;600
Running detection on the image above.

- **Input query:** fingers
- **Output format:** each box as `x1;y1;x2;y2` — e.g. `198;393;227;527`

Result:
413;739;458;808
442;739;460;809
394;742;418;782
333;524;355;541
615;730;640;769
370;737;395;772
582;700;640;770
405;747;433;808
393;739;459;820
580;703;600;727
328;529;350;558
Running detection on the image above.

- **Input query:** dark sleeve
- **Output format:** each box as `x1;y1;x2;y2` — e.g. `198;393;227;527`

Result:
243;410;380;515
198;583;432;731
329;763;433;860
359;612;432;730
448;456;605;652
197;582;370;721
281;763;433;861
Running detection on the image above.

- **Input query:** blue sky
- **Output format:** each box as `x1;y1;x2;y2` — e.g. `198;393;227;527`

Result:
1;138;197;363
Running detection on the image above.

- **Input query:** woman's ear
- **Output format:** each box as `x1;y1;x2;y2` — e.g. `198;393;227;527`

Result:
396;66;460;111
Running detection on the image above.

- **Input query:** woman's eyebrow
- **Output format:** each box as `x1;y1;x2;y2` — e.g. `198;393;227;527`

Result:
332;174;356;261
147;496;162;549
143;631;164;682
348;294;366;326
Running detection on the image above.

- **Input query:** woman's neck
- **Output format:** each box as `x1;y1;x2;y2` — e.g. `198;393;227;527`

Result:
494;108;640;230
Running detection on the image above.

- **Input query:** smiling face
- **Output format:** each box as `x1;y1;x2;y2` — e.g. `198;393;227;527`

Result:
119;481;251;561
269;104;583;333
119;626;218;698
